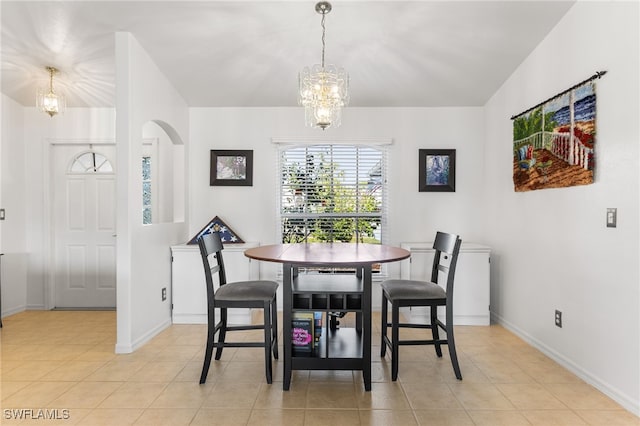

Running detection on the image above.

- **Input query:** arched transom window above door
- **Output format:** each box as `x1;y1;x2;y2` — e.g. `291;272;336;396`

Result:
69;151;114;174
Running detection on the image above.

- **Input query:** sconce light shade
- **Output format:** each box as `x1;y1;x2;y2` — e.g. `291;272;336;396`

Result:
37;66;65;117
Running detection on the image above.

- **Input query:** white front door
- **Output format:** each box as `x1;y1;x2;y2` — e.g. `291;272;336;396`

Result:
53;145;117;308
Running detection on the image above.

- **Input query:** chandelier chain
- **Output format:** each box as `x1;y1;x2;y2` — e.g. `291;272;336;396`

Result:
320;12;326;68
49;69;54;93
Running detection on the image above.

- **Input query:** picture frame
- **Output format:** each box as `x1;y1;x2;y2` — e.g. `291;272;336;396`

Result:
210;150;253;186
418;149;456;192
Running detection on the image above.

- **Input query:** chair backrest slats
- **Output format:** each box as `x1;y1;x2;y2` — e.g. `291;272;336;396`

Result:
198;232;228;308
430;232;462;298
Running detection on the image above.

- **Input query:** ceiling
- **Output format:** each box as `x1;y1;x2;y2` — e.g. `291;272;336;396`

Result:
1;1;575;109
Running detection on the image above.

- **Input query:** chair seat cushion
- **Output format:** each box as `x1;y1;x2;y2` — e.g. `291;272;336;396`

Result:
215;280;278;301
381;279;445;301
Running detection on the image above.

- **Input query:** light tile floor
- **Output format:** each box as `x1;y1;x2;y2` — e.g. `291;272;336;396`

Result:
1;310;638;425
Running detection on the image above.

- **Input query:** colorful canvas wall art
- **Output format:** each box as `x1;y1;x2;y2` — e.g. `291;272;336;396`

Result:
513;80;597;192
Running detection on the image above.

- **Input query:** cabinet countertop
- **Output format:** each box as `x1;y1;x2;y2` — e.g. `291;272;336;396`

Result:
171;242;259;252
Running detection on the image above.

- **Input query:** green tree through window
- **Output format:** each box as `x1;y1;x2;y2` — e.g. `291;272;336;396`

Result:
279;145;385;244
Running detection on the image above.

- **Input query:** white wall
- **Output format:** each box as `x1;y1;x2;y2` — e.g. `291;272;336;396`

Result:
484;1;639;414
115;33;189;353
189;106;485;305
1;95;26;253
1;94;27;315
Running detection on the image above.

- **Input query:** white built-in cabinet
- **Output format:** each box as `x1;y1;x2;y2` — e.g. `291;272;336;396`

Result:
170;243;259;325
400;242;491;326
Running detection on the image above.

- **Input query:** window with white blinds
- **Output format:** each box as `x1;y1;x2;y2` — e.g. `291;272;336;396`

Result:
278;144;386;245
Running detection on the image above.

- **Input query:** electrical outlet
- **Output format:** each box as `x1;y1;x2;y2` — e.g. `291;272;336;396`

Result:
162;287;167;301
555;310;562;328
0;209;5;220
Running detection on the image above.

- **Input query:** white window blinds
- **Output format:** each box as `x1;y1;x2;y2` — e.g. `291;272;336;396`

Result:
278;144;387;244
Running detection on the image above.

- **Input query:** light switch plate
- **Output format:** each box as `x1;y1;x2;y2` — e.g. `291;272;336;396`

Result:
606;208;617;228
0;209;5;220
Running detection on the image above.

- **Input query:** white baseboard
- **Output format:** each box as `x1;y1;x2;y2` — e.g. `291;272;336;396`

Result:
1;304;27;318
26;304;46;310
115;318;172;354
491;311;639;416
405;306;489;326
172;313;207;324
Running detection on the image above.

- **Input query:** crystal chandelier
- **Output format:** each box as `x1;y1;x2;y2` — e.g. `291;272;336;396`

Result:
36;66;65;117
298;1;349;130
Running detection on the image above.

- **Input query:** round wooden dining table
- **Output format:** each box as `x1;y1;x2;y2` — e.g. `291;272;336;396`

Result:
245;243;410;391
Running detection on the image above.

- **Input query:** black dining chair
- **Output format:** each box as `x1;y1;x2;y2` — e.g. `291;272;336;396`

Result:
380;231;463;381
198;232;279;384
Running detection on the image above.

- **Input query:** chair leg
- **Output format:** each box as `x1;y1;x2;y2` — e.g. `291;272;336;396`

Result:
446;307;462;380
263;301;273;384
215;308;228;360
380;292;388;357
271;298;279;360
200;306;216;384
431;306;442;358
391;304;400;381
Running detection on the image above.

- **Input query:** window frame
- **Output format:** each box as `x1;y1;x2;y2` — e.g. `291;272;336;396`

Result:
275;138;391;273
68;150;114;174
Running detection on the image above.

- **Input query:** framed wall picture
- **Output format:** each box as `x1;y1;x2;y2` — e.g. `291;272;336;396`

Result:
418;149;456;192
210;150;253;186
